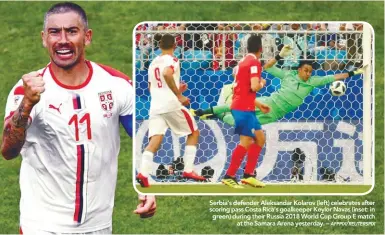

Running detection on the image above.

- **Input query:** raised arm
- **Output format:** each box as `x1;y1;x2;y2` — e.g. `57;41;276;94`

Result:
2;98;33;159
263;57;278;70
263;45;293;70
1;72;44;160
263;45;293;79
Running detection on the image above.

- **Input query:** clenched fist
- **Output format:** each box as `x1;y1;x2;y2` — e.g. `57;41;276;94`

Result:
22;71;45;106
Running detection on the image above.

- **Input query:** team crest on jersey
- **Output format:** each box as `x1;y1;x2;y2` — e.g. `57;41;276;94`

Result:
98;90;114;118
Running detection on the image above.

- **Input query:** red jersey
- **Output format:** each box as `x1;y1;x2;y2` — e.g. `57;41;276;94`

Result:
231;54;262;111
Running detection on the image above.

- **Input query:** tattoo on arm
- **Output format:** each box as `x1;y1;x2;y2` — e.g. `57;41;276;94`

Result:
11;100;31;127
1;98;33;159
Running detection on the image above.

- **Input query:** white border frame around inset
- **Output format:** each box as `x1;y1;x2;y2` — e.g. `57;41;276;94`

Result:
132;21;375;196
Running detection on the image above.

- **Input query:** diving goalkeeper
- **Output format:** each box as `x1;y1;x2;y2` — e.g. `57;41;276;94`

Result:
192;45;364;125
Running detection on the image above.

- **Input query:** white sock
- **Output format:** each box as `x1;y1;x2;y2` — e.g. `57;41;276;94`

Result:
140;151;154;177
183;145;197;173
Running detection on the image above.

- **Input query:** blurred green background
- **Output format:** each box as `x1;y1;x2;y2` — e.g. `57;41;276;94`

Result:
0;1;383;234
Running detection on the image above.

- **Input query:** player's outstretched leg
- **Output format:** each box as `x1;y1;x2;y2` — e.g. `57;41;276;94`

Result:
182;129;206;181
136;135;164;187
191;105;231;120
241;130;266;187
190;108;214;120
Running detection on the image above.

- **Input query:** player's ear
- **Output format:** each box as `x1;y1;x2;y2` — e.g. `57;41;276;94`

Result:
41;31;47;48
85;29;93;46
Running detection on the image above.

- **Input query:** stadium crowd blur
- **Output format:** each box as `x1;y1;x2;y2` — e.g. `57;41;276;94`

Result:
135;23;364;71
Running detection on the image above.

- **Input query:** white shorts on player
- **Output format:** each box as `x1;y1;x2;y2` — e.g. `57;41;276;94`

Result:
148;106;197;138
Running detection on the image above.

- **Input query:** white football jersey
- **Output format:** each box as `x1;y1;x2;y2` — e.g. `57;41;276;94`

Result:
4;61;133;233
148;54;182;115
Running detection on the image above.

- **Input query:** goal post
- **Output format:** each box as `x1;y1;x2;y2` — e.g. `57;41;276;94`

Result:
134;22;374;186
362;22;374;185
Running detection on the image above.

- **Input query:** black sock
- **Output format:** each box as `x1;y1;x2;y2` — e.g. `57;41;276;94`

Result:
243;173;255;178
224;175;235;180
196;107;214;116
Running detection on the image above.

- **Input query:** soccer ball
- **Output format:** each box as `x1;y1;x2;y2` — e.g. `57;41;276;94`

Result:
330;81;346;96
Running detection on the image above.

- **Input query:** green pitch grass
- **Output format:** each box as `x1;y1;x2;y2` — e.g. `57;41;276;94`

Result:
137;184;372;194
0;1;383;235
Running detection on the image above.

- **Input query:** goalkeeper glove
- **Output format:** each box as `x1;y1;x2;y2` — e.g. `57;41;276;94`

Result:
348;68;364;77
275;45;293;60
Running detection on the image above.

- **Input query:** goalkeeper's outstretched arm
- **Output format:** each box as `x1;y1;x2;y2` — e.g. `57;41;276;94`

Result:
263;45;293;70
263;45;293;79
334;68;364;80
263;57;278;70
308;68;364;88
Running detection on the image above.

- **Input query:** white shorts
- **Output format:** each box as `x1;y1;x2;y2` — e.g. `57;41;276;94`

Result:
148;107;198;138
20;225;112;235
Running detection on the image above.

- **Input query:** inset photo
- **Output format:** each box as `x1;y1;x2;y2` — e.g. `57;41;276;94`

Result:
133;22;374;195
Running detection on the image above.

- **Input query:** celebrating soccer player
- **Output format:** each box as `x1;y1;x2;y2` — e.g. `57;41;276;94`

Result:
192;46;364;126
221;35;270;189
136;34;206;188
1;2;155;234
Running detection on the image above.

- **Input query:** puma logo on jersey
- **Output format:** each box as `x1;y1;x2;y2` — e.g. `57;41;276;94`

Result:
49;103;62;114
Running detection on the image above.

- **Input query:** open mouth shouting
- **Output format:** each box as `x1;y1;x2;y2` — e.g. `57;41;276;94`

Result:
55;48;74;60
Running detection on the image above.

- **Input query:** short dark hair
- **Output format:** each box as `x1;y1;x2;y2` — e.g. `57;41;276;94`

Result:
298;60;314;69
44;2;88;30
247;34;262;53
160;34;175;50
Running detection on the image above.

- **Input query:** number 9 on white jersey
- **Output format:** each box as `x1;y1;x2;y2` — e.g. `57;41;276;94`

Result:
148;54;182;115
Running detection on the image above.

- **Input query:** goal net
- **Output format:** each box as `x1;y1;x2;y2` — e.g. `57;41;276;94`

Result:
134;22;374;185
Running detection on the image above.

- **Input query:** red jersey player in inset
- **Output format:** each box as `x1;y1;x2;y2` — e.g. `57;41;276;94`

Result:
221;34;270;189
